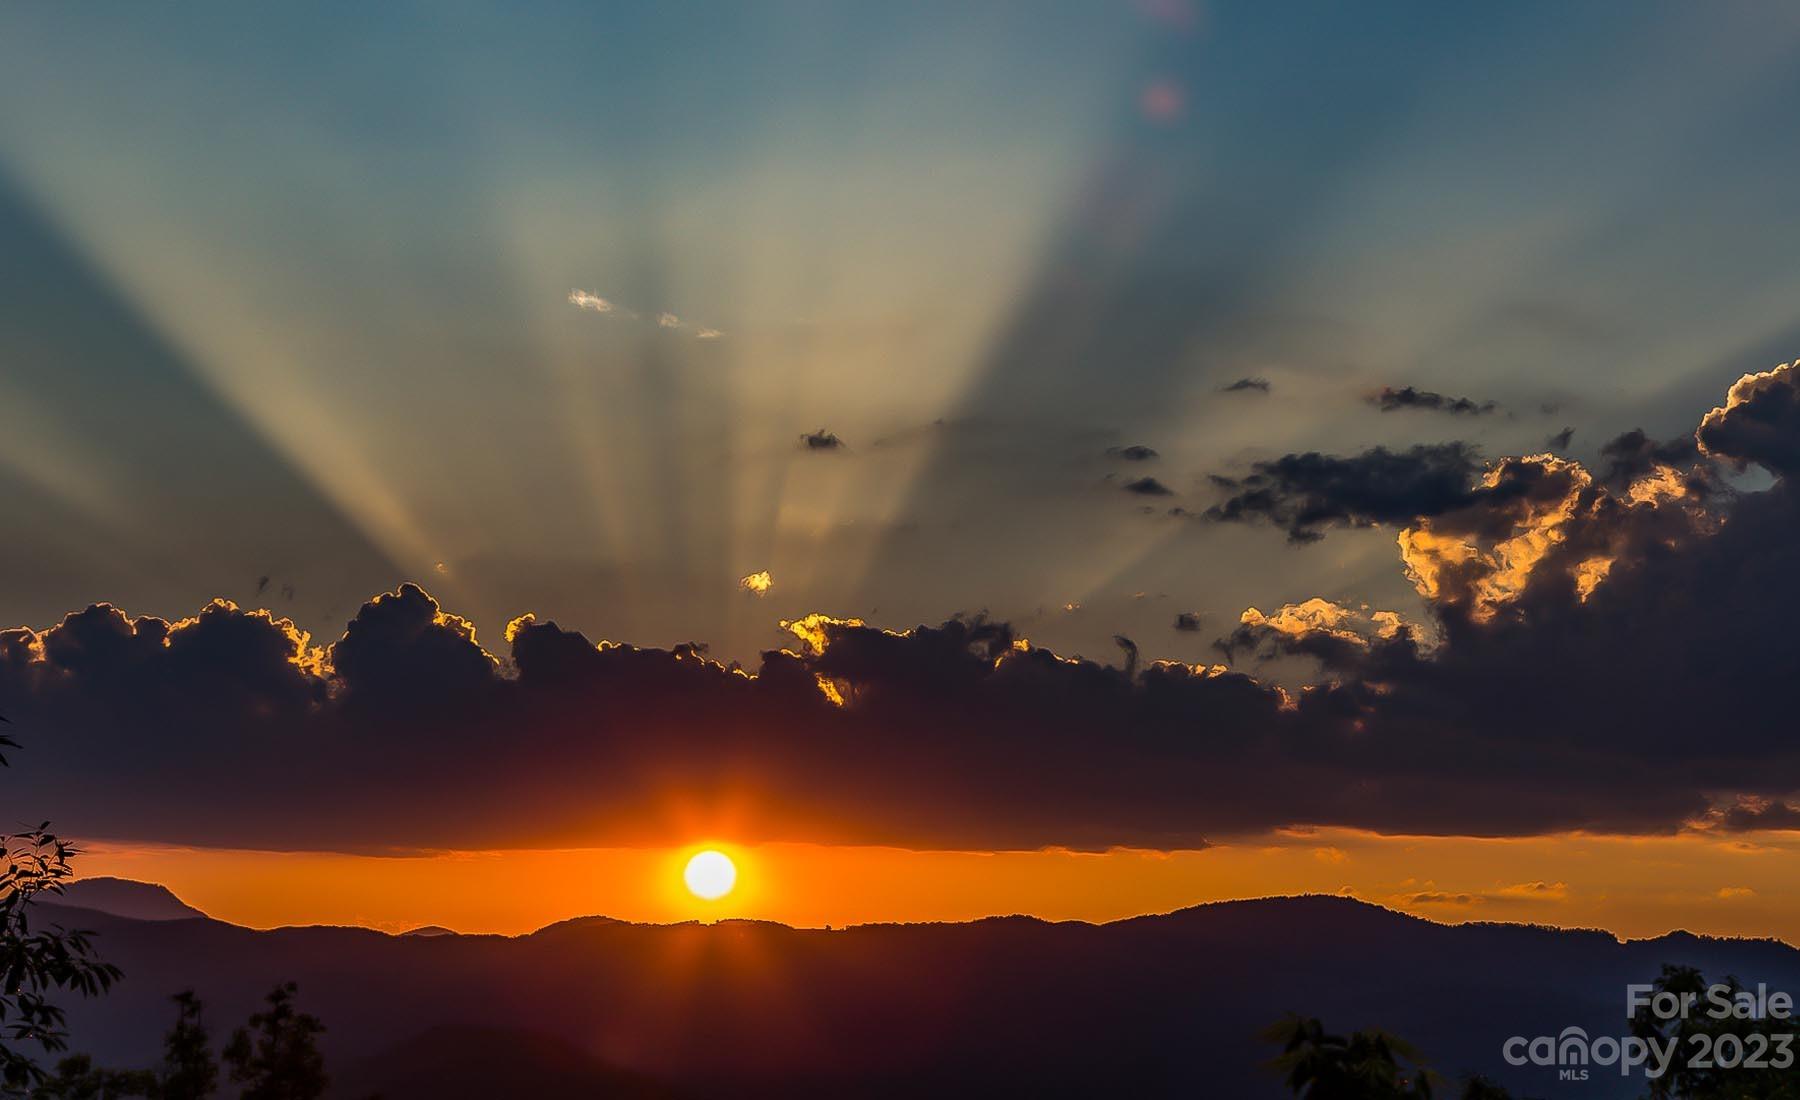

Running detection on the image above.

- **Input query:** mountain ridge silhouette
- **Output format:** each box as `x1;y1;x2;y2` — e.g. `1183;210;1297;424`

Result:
38;892;1800;1098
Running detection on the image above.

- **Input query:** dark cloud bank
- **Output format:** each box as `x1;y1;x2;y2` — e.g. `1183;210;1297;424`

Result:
6;364;1800;853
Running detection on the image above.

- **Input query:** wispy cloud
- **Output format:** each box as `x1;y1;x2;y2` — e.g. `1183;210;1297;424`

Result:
1370;385;1498;416
567;289;615;314
567;289;721;339
1221;377;1271;394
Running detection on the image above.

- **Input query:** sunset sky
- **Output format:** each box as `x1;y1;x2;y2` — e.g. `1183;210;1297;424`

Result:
6;2;1800;940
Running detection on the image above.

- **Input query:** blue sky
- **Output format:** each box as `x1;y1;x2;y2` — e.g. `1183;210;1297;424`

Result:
4;1;1800;662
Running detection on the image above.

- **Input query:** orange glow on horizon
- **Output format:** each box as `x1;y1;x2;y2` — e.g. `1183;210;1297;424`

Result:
67;827;1800;945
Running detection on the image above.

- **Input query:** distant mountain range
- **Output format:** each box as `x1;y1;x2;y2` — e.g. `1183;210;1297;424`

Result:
38;893;1800;1098
53;877;208;921
396;925;457;938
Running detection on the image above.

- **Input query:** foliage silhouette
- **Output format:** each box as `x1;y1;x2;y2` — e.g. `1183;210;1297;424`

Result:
23;1054;153;1099
1266;1014;1531;1099
1264;1013;1442;1098
1455;1076;1512;1100
1630;964;1800;1100
221;984;326;1100
156;992;217;1100
1;719;122;1092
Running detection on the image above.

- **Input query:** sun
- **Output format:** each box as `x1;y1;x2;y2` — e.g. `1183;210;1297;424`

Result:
683;850;737;901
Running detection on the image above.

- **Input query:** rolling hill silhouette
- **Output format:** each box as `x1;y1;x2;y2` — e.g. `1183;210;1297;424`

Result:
52;877;208;921
39;894;1800;1098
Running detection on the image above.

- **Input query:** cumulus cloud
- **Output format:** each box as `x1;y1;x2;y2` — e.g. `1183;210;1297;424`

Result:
1205;444;1482;542
1173;612;1203;632
1209;360;1800;823
1697;359;1800;475
1398;881;1567;908
1382;446;1721;622
739;571;774;596
1498;880;1568;899
1400;891;1481;907
1221;382;1783;710
1371;386;1498;416
1106;445;1159;461
8;361;1800;853
801;430;844;451
1599;428;1701;486
1219;598;1409;668
1;591;1324;850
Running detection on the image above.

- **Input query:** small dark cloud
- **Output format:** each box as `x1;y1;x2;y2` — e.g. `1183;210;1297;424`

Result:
1402;892;1481;907
1123;477;1174;496
1599;429;1700;485
1205;443;1482;542
1508;880;1565;895
1113;634;1139;678
1371;386;1498;416
1106;445;1160;462
1547;427;1575;450
1221;378;1271;394
1173;612;1203;632
801;429;844;451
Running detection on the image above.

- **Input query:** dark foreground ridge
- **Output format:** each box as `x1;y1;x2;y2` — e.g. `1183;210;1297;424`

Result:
41;894;1800;1098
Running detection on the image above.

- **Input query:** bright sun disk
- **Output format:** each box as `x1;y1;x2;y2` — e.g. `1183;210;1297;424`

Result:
684;850;737;900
